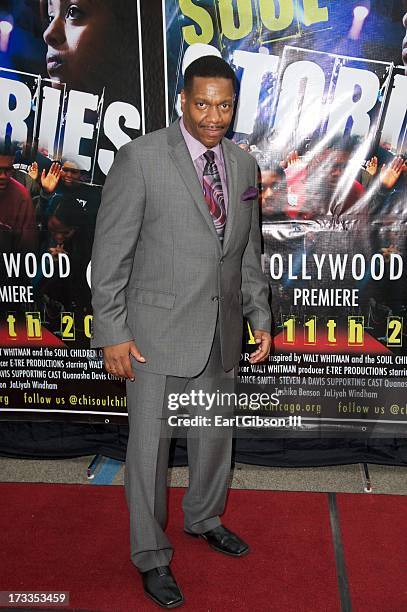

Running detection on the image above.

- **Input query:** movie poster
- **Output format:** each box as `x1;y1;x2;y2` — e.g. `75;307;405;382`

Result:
0;0;144;421
164;0;407;436
1;1;407;433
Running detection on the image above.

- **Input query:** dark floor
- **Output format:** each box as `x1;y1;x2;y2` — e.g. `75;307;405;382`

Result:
1;456;406;495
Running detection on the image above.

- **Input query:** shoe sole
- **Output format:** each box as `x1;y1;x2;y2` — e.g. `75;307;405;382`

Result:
184;530;250;557
144;590;184;609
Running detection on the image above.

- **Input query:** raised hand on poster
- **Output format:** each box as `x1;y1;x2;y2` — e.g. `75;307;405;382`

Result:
366;156;378;176
49;244;67;260
379;155;404;190
41;162;62;194
28;161;39;181
381;244;400;262
286;150;300;167
280;150;299;169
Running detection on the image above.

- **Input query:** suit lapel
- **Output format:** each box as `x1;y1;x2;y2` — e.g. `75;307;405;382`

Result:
168;121;222;252
221;138;238;254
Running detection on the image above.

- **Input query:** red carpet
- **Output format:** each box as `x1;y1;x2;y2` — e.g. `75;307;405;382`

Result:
1;484;406;611
337;494;407;612
0;484;340;611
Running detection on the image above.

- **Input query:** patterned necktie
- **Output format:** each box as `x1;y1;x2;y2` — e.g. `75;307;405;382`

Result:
202;150;227;241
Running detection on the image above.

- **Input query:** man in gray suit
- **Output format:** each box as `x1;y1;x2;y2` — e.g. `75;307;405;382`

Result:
91;56;272;608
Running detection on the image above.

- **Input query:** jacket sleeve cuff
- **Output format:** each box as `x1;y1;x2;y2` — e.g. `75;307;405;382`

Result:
90;325;134;349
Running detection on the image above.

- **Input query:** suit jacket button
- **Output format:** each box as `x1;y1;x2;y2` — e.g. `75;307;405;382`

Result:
212;296;219;302
219;257;224;264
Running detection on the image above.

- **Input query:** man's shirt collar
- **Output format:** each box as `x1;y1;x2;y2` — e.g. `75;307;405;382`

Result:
180;116;223;163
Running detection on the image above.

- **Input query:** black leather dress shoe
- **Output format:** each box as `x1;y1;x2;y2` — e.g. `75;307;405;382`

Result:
140;566;184;608
185;525;249;557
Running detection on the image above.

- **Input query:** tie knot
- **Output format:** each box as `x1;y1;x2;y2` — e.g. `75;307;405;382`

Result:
204;150;215;163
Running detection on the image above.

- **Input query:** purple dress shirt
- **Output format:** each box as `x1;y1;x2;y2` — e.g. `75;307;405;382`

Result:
179;117;229;212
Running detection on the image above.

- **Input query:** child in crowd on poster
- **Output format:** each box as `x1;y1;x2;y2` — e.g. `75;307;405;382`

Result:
0;151;38;254
35;194;92;323
253;152;290;222
0;149;39;312
249;136;366;221
36;160;100;232
36;160;79;223
273;136;366;221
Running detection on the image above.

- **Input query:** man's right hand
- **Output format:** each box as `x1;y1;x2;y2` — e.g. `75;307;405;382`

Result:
103;340;146;381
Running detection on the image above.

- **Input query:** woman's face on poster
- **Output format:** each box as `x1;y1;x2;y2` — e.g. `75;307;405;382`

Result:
43;0;113;91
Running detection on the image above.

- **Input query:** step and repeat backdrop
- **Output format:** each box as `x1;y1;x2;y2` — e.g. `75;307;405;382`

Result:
0;0;406;437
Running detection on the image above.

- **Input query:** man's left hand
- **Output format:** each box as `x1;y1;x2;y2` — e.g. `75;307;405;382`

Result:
249;329;272;363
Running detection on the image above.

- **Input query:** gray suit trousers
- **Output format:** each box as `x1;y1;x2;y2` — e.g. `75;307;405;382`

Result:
124;317;235;572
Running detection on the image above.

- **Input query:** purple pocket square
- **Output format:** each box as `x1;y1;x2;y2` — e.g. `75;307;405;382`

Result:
241;186;259;201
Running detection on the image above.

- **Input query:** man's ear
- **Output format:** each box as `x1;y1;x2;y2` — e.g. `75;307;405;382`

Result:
180;88;186;113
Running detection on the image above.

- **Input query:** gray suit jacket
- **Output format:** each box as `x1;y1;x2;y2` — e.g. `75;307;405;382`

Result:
90;120;271;376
